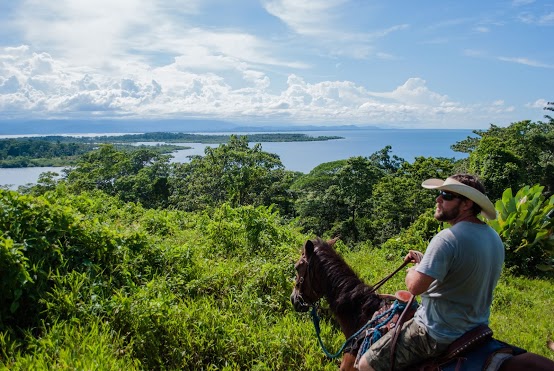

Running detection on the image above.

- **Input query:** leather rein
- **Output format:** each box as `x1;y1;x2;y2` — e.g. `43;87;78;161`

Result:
302;257;414;364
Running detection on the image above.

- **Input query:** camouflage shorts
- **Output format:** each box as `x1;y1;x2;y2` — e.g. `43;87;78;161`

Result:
361;318;449;371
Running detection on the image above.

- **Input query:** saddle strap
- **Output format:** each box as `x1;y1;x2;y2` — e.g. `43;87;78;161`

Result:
389;294;416;370
389;253;422;371
442;325;493;360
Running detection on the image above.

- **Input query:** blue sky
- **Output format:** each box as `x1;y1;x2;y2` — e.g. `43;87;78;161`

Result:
0;0;552;129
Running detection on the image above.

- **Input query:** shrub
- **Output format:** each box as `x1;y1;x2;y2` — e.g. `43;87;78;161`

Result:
1;319;139;370
488;185;554;276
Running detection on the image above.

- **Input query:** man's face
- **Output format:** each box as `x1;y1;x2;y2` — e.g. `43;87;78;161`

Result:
434;190;465;222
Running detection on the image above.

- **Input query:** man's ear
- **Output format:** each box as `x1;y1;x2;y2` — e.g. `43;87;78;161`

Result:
461;198;475;212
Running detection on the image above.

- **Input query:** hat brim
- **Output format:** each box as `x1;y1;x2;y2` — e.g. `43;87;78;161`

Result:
422;178;497;220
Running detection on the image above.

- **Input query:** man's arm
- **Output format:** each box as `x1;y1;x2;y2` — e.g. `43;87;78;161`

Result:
405;266;434;296
403;250;434;295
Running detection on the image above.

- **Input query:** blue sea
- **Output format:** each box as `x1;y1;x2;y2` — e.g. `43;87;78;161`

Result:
0;129;475;189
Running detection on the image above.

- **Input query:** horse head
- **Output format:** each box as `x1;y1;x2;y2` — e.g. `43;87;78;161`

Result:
290;237;340;312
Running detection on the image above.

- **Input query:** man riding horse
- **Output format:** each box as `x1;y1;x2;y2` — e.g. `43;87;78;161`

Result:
358;174;504;371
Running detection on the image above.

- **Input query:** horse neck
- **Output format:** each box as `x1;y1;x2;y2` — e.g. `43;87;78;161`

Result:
319;258;381;338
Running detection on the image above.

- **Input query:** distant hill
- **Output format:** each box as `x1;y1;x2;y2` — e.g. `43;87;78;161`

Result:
0;119;379;135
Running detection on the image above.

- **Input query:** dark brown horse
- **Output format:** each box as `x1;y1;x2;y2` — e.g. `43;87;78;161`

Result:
290;237;554;371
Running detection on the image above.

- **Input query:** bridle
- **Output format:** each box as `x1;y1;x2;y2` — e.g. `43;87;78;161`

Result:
294;247;416;367
293;253;322;311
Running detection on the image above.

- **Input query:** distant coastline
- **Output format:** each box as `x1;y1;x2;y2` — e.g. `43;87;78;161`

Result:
1;128;474;188
0;118;378;136
0;132;343;168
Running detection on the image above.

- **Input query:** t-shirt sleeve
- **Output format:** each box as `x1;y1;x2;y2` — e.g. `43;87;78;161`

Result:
416;231;454;282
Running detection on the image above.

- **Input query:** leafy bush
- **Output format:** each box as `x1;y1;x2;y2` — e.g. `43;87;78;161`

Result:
0;190;148;332
199;203;299;259
1;319;139;370
488;185;554;275
2;184;553;369
380;209;442;254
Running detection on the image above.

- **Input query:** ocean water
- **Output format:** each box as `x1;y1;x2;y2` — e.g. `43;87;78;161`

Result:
0;129;474;189
169;129;473;169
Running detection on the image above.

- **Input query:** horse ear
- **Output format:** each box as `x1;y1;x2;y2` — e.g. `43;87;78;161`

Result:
328;235;341;248
304;240;315;257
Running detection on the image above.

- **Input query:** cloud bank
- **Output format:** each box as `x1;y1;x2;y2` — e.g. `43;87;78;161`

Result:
0;0;551;129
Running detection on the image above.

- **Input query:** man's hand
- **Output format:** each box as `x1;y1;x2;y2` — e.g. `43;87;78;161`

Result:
404;250;423;264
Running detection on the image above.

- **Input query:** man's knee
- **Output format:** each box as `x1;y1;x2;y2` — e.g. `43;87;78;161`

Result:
357;355;375;371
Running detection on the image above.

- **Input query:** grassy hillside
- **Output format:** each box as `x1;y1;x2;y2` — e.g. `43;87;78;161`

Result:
0;189;552;370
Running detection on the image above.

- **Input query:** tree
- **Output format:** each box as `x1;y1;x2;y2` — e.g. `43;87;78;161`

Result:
468;136;522;200
292;148;402;243
542;101;554;124
453;120;554;199
369;157;455;244
169;135;295;214
64;145;172;208
333;157;383;241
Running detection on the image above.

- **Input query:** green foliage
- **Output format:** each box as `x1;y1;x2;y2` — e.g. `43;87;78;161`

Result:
1;185;553;369
199;203;298;259
454;120;554;200
0;139;95;167
65;144;172;208
490;274;554;356
1;319;140;370
0;189;154;332
468;136;522;199
488;185;554;275
380;210;443;254
292;151;394;243
292;160;349;236
368;156;454;244
169;135;296;215
0;236;32;321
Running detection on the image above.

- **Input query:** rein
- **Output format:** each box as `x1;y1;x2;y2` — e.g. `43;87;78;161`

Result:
309;260;411;359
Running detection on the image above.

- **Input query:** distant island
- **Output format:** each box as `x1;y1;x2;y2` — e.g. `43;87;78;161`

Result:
0;118;378;135
0;132;343;168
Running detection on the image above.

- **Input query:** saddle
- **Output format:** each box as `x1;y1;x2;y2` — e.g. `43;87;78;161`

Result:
353;291;523;371
409;325;526;371
411;325;493;371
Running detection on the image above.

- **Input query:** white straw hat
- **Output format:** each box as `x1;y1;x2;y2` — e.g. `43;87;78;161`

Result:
422;177;497;220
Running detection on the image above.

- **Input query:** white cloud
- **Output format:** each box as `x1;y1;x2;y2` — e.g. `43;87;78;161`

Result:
263;0;408;60
497;56;554;68
526;99;549;109
474;26;490;33
12;0;306;78
538;12;554;25
263;0;348;36
368;78;451;106
517;10;554;25
512;0;535;6
0;45;521;128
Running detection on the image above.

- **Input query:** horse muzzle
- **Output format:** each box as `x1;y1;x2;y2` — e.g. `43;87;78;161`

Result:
290;292;310;312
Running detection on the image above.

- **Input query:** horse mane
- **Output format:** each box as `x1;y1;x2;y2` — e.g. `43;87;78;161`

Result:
312;238;382;322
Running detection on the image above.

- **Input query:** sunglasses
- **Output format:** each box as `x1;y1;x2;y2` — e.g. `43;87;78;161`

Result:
438;190;464;201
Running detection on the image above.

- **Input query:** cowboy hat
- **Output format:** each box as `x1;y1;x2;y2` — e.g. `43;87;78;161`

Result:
421;177;497;220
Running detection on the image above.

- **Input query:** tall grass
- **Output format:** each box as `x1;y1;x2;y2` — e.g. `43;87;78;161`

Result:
1;189;552;370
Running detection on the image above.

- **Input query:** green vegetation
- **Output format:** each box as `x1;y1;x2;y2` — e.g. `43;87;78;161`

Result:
1;106;553;369
1;132;341;168
18;132;343;144
0;138;188;168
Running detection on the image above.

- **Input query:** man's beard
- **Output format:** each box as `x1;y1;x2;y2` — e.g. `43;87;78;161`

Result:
435;203;460;222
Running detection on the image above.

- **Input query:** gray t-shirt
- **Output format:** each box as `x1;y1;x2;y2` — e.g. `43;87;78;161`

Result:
414;221;505;343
